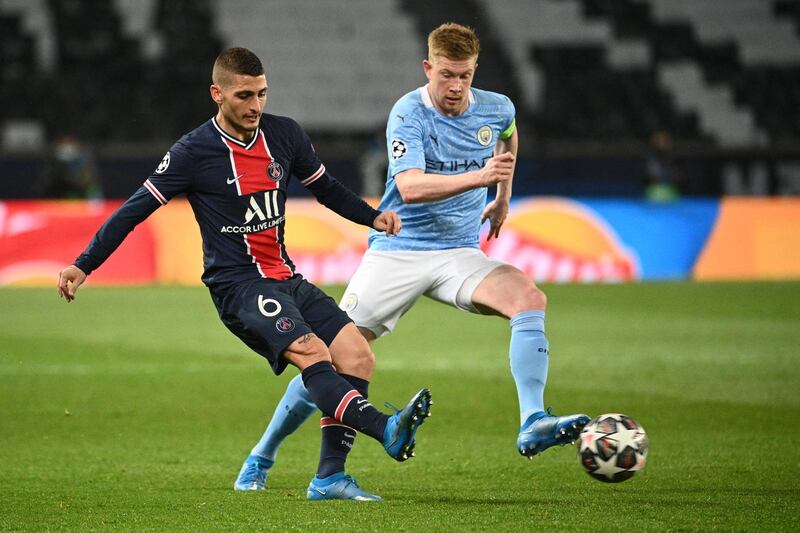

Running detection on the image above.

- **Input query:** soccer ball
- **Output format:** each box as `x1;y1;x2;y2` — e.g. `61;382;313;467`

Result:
578;413;648;483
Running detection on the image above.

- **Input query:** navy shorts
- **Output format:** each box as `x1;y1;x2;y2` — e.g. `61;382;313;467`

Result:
209;275;352;375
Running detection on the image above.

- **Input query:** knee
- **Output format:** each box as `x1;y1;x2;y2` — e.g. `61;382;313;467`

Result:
510;283;547;316
337;338;375;378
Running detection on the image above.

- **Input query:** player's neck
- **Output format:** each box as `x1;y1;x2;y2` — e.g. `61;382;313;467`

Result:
215;112;258;143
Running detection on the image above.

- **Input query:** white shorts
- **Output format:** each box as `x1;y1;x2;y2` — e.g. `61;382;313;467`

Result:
340;248;506;338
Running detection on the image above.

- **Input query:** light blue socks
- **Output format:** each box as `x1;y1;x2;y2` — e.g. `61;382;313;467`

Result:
509;310;549;426
251;373;317;461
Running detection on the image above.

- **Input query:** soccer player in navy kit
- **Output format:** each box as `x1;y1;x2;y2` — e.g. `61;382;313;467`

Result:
236;24;591;496
56;47;431;501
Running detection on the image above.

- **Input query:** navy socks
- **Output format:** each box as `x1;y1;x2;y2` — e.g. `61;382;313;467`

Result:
316;374;369;478
301;361;386;441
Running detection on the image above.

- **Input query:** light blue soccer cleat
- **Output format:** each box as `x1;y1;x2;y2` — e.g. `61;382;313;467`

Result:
382;388;432;461
517;408;590;459
306;472;383;501
233;454;274;491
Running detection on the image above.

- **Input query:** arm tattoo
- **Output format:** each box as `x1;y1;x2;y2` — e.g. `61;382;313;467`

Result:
298;333;316;344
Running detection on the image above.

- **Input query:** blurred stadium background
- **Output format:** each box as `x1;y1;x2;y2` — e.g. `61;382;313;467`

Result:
1;0;799;283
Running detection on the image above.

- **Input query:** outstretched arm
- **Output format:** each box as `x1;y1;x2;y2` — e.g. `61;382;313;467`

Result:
306;172;401;236
56;187;160;302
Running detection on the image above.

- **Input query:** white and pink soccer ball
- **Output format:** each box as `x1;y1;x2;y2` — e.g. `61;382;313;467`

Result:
578;413;648;483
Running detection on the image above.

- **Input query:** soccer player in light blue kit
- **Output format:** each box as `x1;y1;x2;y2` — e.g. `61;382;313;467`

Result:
235;23;589;500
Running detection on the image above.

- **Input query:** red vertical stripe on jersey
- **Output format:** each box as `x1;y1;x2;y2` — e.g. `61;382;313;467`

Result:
223;131;276;195
222;131;292;280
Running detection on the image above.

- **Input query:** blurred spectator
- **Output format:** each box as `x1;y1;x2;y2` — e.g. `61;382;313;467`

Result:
722;160;770;196
38;135;102;199
777;161;800;196
643;131;684;202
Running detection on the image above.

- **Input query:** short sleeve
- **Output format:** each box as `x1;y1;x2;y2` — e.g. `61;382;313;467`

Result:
386;107;425;178
142;140;194;205
500;97;516;139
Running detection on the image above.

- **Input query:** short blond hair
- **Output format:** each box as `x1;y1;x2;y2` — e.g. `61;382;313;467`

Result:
427;23;480;62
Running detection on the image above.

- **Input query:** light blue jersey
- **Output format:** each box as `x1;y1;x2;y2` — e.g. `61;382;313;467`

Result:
369;85;516;251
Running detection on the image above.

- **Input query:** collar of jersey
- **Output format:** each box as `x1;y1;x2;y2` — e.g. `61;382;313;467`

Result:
419;84;475;116
212;116;261;150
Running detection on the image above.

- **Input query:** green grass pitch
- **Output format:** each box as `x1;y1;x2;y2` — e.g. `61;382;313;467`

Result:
1;282;798;530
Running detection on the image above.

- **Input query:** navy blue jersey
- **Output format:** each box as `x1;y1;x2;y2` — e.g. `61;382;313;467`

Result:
75;114;379;289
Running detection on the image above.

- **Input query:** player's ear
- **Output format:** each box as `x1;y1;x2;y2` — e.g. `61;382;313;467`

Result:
422;59;433;79
210;84;223;105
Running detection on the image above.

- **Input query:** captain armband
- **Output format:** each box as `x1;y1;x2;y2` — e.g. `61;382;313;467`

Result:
499;118;516;140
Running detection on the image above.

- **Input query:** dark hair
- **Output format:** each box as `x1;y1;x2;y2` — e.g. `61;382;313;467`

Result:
212;47;264;84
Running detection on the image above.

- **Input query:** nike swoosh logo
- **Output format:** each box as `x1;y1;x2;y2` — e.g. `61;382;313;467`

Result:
226;173;245;184
312;487;327;495
344;432;356;439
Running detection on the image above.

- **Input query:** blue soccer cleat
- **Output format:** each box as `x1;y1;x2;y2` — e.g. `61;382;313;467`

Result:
306;472;383;501
382;388;432;462
233;454;274;491
517;408;590;459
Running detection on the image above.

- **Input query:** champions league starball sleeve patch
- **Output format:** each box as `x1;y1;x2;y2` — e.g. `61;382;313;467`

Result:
155;152;170;173
391;139;408;160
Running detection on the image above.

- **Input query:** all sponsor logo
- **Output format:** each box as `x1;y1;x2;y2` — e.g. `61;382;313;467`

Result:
219;190;284;233
243;190;281;224
220;215;284;234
